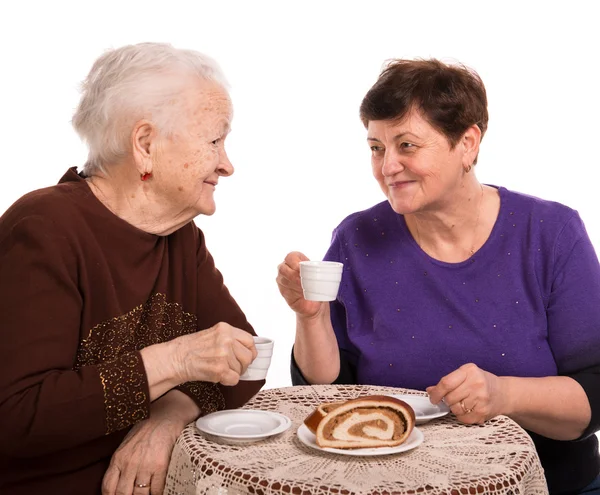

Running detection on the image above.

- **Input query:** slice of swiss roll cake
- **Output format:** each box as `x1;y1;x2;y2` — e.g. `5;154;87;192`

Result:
304;395;415;449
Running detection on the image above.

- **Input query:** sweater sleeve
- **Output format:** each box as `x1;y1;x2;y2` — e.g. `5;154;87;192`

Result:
546;212;600;438
290;347;357;385
0;214;150;458
179;227;264;413
568;365;600;439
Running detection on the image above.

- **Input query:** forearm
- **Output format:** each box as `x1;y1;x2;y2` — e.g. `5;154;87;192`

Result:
294;305;340;384
152;389;201;426
140;340;185;402
501;375;591;440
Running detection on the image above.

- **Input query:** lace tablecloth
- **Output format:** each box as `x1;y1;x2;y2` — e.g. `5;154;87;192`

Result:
165;385;548;495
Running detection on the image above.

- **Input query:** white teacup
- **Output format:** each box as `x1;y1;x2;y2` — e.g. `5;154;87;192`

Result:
299;261;344;302
239;336;274;381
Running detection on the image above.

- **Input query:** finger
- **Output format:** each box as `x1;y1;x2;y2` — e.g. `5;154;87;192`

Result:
427;367;468;404
132;482;151;495
226;347;243;375
219;368;240;386
284;251;310;269
443;383;476;416
230;327;255;351
276;280;304;303
151;470;167;495
277;263;303;286
102;465;120;495
132;468;153;495
233;339;254;370
114;458;138;495
276;273;300;291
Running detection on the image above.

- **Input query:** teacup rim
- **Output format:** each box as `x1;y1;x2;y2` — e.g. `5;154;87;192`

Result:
299;261;344;268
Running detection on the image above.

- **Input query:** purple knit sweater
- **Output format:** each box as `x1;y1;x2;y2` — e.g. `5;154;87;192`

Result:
288;186;600;492
324;186;600;391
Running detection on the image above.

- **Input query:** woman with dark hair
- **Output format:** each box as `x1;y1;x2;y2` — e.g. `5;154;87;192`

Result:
277;59;600;494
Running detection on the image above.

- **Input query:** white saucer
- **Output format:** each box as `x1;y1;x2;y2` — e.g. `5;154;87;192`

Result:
297;423;424;456
388;394;450;424
196;409;292;444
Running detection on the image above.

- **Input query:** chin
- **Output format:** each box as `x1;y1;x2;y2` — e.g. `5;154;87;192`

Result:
387;192;424;215
196;201;217;216
387;198;411;215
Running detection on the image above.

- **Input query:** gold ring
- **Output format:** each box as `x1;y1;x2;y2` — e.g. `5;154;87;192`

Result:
460;400;473;414
136;483;149;488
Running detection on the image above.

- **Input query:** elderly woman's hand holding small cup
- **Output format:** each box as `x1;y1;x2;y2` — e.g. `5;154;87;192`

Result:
173;322;259;386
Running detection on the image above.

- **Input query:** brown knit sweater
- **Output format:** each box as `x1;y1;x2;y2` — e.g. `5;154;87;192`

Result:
0;168;264;494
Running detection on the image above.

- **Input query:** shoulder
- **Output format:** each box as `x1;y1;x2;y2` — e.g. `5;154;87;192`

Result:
499;186;580;233
333;201;395;238
0;182;81;235
500;187;575;220
0;169;102;252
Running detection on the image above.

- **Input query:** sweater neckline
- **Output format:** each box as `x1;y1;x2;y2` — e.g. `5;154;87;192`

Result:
396;185;508;268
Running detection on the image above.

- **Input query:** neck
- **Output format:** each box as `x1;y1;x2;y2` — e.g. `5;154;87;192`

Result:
86;162;193;236
405;180;487;262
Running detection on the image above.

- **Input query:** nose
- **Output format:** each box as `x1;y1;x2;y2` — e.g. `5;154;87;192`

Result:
381;150;405;177
217;149;234;177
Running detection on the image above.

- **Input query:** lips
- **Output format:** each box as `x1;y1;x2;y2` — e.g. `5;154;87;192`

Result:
204;180;218;186
388;180;416;188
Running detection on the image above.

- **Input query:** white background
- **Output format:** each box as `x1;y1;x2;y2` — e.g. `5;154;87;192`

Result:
1;1;598;398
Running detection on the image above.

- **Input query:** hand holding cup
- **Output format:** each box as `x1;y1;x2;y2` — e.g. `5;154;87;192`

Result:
276;251;343;317
277;252;324;318
239;336;274;381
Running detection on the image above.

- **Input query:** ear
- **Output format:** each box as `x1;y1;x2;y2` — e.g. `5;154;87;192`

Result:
131;120;158;175
461;124;482;168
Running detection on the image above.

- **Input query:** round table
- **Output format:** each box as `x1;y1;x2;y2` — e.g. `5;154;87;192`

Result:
165;385;548;495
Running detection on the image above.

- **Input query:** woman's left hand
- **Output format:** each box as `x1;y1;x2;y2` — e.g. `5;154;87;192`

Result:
102;391;198;495
426;363;507;424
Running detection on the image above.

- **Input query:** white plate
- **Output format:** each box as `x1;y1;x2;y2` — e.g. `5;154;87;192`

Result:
388;394;450;424
195;409;292;444
297;423;424;456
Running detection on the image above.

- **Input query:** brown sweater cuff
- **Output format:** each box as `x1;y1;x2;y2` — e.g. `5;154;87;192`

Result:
97;351;150;434
176;381;226;416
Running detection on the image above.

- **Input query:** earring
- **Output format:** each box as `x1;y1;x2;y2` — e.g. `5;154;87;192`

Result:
141;172;152;181
464;164;472;173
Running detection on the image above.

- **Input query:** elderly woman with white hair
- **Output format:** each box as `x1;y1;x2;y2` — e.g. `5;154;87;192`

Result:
0;43;262;495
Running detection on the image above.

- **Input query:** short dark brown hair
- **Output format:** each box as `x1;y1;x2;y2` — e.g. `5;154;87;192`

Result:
359;59;488;152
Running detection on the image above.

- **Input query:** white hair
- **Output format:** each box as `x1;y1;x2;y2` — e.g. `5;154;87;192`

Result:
72;42;229;176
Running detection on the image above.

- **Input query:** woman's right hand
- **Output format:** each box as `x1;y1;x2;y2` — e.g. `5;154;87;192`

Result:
173;323;258;386
276;251;325;319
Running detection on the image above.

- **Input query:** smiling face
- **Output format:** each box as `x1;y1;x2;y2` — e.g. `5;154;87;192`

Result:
151;79;234;217
368;109;473;215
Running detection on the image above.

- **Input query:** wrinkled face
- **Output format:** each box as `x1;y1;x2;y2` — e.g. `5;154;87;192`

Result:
368;109;467;215
153;80;233;216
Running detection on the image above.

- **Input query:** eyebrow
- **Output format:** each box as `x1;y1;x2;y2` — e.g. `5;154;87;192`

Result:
367;132;420;142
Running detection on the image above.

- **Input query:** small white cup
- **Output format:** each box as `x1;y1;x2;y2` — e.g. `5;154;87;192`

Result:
239;336;274;381
299;261;344;302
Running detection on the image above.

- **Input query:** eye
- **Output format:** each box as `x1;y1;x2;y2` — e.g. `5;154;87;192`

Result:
399;142;415;151
370;145;384;153
211;138;221;146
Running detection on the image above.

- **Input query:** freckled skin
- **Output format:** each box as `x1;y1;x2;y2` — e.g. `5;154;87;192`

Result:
85;79;235;237
151;80;234;218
